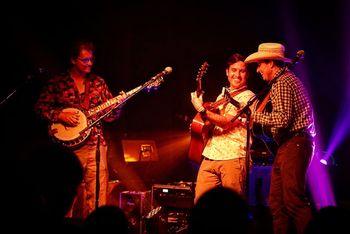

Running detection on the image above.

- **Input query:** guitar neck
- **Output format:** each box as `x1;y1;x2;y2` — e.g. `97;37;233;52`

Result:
196;89;203;97
86;97;118;118
196;76;203;97
195;61;209;98
86;85;142;118
86;74;163;118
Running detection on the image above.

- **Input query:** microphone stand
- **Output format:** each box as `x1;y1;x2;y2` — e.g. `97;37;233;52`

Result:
230;99;253;199
80;105;120;211
0;89;18;108
95;125;101;210
0;68;46;109
0;75;33;109
229;85;270;200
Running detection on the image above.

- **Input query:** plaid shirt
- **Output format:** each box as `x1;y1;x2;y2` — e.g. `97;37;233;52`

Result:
35;72;121;146
253;68;316;141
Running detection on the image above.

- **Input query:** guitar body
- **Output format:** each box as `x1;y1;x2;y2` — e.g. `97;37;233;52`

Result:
251;126;278;157
251;97;278;156
50;108;92;148
188;112;214;164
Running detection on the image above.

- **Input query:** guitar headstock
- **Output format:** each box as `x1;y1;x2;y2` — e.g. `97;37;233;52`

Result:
146;77;164;91
145;66;172;92
288;50;305;68
196;61;209;97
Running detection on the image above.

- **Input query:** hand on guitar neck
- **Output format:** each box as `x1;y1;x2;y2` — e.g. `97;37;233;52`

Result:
191;92;205;113
196;90;204;99
191;61;209;113
195;61;209;98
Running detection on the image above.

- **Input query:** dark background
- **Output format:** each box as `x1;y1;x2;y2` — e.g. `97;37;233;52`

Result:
1;0;349;203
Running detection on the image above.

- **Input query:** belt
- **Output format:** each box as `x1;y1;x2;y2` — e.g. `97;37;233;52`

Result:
277;130;313;145
294;131;312;138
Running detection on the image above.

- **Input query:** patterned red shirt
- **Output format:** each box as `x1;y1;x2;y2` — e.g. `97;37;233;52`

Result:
35;72;121;146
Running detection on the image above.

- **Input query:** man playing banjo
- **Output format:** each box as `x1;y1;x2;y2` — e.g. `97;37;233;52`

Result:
35;39;127;218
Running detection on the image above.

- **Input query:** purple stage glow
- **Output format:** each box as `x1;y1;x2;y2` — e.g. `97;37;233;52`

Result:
322;112;350;163
307;158;337;209
323;0;350;163
309;0;350;209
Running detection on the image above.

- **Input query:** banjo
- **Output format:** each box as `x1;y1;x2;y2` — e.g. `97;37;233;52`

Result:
50;67;172;148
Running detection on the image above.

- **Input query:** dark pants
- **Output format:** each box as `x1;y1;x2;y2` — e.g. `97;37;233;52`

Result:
269;135;314;234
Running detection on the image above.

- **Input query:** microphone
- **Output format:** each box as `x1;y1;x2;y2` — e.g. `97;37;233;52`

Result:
224;87;241;109
152;66;173;80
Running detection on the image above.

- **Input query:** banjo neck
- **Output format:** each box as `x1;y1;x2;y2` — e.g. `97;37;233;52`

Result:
86;85;142;118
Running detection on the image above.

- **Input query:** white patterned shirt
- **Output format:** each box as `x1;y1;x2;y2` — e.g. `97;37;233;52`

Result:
202;88;255;160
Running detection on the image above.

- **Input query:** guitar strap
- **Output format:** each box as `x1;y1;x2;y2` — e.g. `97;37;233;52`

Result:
230;87;247;98
250;66;286;135
250;89;270;130
225;87;247;109
256;91;270;112
225;87;247;104
254;65;286;113
81;78;90;110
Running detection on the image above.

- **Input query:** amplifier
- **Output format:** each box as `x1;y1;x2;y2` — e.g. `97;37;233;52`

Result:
151;182;194;210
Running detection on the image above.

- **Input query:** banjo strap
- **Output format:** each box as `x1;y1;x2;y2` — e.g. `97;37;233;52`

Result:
81;79;90;110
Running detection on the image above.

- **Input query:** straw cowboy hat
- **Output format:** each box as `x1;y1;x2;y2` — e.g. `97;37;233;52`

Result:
245;43;292;63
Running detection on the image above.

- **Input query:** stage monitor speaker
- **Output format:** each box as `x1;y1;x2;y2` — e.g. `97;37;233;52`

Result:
119;190;151;234
151;182;194;211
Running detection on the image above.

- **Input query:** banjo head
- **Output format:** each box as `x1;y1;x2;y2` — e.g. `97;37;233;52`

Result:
50;108;91;147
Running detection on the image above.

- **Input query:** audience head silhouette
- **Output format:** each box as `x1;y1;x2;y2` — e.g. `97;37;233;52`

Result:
83;205;129;234
188;187;250;234
4;143;83;232
25;143;84;219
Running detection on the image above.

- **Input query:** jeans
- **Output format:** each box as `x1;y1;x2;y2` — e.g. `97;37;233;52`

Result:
269;135;314;234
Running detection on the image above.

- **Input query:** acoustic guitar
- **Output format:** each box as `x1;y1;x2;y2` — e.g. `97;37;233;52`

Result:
188;62;210;164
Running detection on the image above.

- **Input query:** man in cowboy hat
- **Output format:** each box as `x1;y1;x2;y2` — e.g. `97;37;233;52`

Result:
245;42;316;234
